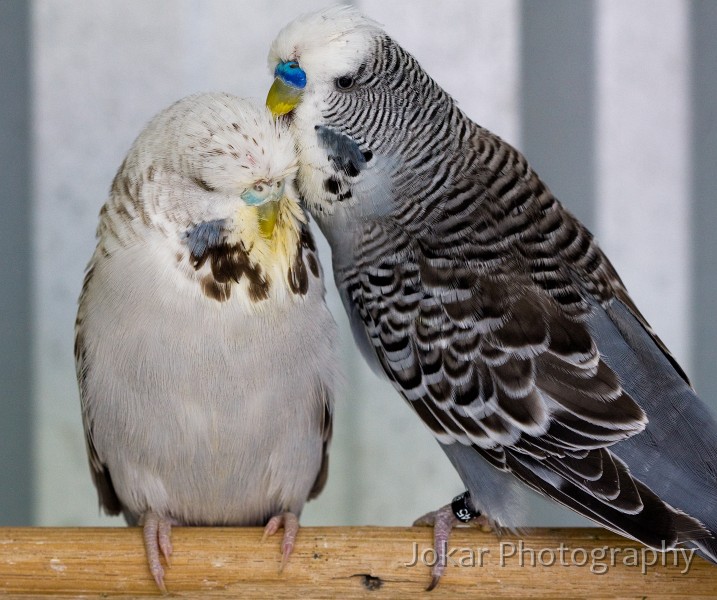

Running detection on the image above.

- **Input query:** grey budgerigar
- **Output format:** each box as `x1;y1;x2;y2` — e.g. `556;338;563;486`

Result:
75;92;338;590
265;6;717;588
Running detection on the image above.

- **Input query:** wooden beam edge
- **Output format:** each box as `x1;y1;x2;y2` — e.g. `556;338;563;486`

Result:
0;527;714;598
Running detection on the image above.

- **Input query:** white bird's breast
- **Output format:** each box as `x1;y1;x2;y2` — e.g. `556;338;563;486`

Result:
80;232;336;525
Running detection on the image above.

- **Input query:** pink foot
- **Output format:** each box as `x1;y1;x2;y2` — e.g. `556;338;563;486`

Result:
141;511;174;592
413;493;489;591
262;511;299;572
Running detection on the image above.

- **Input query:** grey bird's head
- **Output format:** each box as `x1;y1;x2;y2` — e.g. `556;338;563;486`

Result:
266;6;462;237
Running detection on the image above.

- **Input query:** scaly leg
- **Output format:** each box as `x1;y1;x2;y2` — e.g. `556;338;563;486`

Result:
413;492;489;591
262;511;300;572
141;511;175;592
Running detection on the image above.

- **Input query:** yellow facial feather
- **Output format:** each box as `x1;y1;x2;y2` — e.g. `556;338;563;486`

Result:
230;195;306;285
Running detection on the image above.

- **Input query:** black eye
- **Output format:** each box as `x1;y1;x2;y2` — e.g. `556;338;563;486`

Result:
336;75;355;90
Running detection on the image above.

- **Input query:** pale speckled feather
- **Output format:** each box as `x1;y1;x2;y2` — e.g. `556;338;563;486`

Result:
269;7;717;559
75;93;338;526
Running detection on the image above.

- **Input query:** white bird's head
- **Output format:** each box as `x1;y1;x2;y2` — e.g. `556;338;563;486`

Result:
124;93;299;240
265;6;456;241
100;93;313;305
267;6;380;114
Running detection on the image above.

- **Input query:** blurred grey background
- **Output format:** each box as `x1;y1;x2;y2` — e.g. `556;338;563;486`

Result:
1;0;715;528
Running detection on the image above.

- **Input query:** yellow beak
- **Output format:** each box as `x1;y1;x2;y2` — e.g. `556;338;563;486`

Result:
266;78;302;117
257;200;280;239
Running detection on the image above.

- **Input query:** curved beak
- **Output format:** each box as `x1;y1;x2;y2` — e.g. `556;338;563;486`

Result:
266;77;303;117
257;201;280;239
241;181;285;239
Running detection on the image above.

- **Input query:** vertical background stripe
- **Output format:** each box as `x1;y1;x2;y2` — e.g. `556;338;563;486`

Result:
521;0;595;230
0;0;34;525
596;0;692;370
691;0;717;406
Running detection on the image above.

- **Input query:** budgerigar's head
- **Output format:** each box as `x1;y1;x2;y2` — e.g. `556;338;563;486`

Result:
267;6;380;117
123;93;299;239
100;92;317;306
266;6;453;230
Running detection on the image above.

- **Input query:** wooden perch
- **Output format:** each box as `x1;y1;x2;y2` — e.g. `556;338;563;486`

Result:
0;527;714;598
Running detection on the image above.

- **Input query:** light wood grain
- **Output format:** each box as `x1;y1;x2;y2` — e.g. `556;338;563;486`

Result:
0;527;714;598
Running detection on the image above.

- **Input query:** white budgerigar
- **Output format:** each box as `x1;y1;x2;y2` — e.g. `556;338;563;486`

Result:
75;92;338;590
266;6;717;589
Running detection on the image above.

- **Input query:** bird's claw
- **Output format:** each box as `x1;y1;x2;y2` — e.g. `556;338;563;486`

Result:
142;511;175;593
262;511;300;572
413;493;488;591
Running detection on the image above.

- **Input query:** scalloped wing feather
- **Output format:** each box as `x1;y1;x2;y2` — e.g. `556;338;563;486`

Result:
341;204;715;555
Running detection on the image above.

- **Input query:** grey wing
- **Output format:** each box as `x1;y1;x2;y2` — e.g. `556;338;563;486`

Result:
74;266;123;516
308;381;334;500
590;297;717;559
343;210;711;552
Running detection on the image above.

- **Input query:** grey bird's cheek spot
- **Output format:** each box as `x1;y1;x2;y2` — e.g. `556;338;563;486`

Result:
315;125;369;178
323;177;353;202
184;219;227;260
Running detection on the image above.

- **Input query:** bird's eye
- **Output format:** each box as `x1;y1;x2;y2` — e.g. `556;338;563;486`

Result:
254;184;265;193
336;75;355;90
275;181;282;188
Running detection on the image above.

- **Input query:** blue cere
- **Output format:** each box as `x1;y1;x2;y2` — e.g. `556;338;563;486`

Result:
240;180;285;206
274;61;307;89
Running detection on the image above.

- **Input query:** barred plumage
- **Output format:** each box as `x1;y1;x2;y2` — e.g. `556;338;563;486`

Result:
268;5;717;583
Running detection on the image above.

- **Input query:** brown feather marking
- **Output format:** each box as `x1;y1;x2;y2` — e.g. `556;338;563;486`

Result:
288;247;309;295
307;253;319;277
300;225;317;252
496;386;546;430
109;170;151;228
193;177;216;192
190;240;270;303
488;296;548;351
288;223;319;295
109;158;128;197
201;276;231;302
